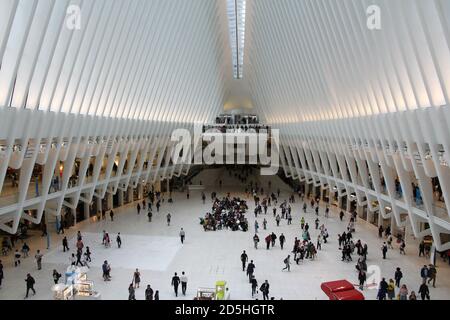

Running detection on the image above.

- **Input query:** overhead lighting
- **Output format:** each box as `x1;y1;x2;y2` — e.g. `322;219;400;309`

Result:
227;0;246;79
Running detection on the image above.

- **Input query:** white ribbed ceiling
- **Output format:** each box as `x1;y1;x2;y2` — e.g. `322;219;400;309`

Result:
0;0;232;123
244;0;450;124
1;0;450;125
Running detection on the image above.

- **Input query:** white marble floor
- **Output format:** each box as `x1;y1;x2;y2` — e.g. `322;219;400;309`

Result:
1;168;449;300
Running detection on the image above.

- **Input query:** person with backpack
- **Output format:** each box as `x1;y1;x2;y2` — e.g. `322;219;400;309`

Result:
282;255;291;272
52;269;61;284
260;280;270;300
25;274;36;298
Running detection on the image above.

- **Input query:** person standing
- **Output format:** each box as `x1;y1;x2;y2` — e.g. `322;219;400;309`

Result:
263;218;267;230
339;211;344;221
116;233;122;248
260;280;270;300
399;284;409;300
133;268;141;288
253;234;259;249
154;290;159;300
418;282;430;300
387;279;396;300
145;285;154;300
265;234;271;250
35;250;43;270
282;255;290;271
180;271;188;296
110;210;114;221
394;267;403;288
137;203;141;215
420;265;429;284
247;260;255;283
240;251;248;271
167;213;171;226
25;274;36;298
279;233;285;250
179;228;185;244
171;272;180;297
381;242;388;259
128;283;136;300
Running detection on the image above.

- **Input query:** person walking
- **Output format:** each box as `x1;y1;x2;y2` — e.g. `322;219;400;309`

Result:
133;269;141;288
35;250;43;270
62;237;69;252
253;234;259;249
241;250;248;271
69;253;76;266
377;278;388;300
418;282;430;300
128;283;136;300
250;276;258;297
137;203;141;215
180;271;188;295
52;269;61;284
85;246;92;262
247;260;255;283
110;210;114;221
116;233;122;248
339;211;344;221
263;218;267;230
260;280;270;300
75;250;83;267
282;255;291;271
154;290;159;300
275;214;281;227
171;272;180;297
394;267;403;288
24;274;36;298
179;228;186;244
102;260;111;281
427;264;437;288
265;234;271;250
167;213;171;226
14;249;21;267
358;270;366;290
147;209;152;222
279;233;285;250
